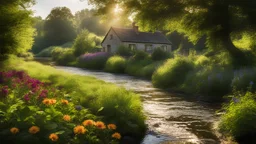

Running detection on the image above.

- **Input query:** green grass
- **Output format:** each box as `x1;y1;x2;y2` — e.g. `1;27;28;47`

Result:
1;57;146;139
219;92;256;142
104;56;127;73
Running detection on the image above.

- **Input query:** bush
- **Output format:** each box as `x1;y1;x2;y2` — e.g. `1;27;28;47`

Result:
152;57;194;88
54;49;76;66
219;92;256;142
133;51;149;60
35;46;58;57
125;58;153;77
17;52;34;60
73;30;96;57
231;68;256;92
151;48;169;61
77;52;111;70
104;56;127;73
116;45;133;56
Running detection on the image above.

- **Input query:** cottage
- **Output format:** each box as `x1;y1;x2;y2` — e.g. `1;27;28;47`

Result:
101;23;172;53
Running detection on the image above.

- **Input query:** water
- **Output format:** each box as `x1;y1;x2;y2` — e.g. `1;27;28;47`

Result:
55;66;220;144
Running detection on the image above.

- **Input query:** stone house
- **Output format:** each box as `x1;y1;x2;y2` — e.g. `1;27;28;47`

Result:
101;23;172;53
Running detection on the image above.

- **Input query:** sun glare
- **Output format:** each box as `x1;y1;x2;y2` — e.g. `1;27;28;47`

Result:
114;4;122;14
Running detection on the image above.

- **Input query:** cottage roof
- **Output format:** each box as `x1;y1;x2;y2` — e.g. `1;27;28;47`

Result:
102;27;172;45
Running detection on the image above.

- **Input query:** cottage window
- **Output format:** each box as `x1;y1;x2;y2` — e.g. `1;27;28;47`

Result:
129;44;136;51
161;45;168;51
110;34;113;40
145;44;153;53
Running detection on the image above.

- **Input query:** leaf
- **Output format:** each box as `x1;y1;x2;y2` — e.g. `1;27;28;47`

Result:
97;107;104;112
55;131;65;135
44;123;58;130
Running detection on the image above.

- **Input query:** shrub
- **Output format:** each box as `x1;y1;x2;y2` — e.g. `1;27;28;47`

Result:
133;50;149;60
73;30;96;57
116;45;133;56
105;56;127;73
152;57;194;88
35;46;58;57
77;52;111;70
219;92;256;142
54;49;76;66
125;58;153;77
17;52;34;60
231;68;256;92
151;48;169;61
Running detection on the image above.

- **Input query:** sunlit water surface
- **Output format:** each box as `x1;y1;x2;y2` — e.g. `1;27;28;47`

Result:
55;66;220;144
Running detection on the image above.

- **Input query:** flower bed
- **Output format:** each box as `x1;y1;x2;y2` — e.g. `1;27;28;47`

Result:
0;71;121;144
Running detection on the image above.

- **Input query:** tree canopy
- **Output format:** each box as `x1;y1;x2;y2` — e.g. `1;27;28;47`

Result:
89;0;256;65
0;0;35;57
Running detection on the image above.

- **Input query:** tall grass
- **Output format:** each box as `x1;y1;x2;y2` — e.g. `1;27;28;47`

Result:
152;57;194;88
1;57;146;139
104;55;127;73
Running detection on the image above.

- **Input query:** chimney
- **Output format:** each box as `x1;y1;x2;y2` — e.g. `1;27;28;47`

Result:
132;22;139;34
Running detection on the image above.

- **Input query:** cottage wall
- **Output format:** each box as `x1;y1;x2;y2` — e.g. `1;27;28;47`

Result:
101;29;122;52
122;42;172;52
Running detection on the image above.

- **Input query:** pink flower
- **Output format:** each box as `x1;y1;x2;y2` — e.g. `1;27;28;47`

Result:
24;94;30;101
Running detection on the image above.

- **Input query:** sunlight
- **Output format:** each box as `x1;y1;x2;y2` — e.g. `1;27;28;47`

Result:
114;4;122;14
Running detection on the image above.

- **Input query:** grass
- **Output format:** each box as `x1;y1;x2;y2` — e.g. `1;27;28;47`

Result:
104;56;127;73
1;56;146;140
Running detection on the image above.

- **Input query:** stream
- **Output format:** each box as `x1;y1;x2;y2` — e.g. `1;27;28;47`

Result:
55;66;220;144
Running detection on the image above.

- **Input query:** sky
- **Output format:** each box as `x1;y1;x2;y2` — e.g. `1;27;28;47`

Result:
31;0;93;19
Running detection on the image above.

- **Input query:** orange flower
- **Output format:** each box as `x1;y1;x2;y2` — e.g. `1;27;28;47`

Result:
50;99;57;104
49;133;58;141
61;99;69;105
112;132;121;139
43;99;50;105
107;124;117;130
95;121;106;129
10;127;19;134
82;120;95;126
29;126;40;134
63;115;71;122
73;125;87;134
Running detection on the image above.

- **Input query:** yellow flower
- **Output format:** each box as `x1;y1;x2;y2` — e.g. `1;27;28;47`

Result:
43;99;50;105
112;132;121;139
95;121;106;129
82;120;95;126
29;126;40;134
73;125;87;134
10;127;19;134
63;115;71;122
61;99;69;105
50;99;57;104
49;133;58;141
107;124;117;130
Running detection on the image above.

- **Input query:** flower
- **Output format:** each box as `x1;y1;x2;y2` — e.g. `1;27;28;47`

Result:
29;126;40;134
1;86;9;97
49;133;58;141
82;120;95;126
50;99;57;104
112;132;121;139
42;98;57;105
63;115;71;122
95;121;106;129
61;99;69;105
10;127;19;134
75;105;82;111
107;124;117;130
73;125;87;134
24;94;30;101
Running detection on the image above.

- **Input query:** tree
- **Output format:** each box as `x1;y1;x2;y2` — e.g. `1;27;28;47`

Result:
88;0;256;65
0;0;35;57
73;30;96;56
31;16;46;54
44;7;76;47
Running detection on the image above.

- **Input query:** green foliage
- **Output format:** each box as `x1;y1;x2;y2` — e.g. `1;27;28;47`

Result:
1;57;146;142
17;52;34;60
116;45;133;56
52;49;76;66
151;48;170;61
0;0;35;57
44;7;76;47
133;50;149;61
152;57;194;88
219;92;256;141
104;56;127;73
35;46;58;57
231;68;256;92
73;30;96;57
